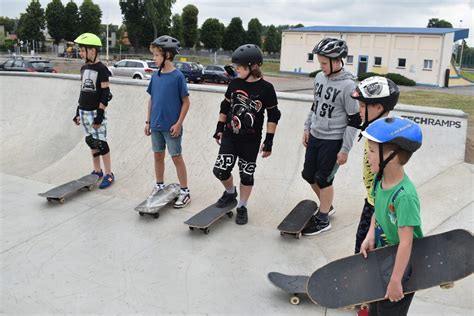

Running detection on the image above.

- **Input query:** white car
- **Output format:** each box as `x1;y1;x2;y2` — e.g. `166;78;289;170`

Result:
108;59;158;79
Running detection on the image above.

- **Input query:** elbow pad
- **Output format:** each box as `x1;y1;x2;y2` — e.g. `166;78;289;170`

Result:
100;87;112;106
267;106;281;124
220;99;231;115
347;112;362;128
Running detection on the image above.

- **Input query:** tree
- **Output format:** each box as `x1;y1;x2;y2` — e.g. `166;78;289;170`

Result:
79;0;102;36
45;0;65;45
64;1;80;41
263;25;280;53
427;18;453;28
17;0;45;43
144;0;175;39
200;18;224;50
170;14;183;43
120;0;153;49
222;17;245;51
181;4;198;48
0;17;16;34
246;18;262;47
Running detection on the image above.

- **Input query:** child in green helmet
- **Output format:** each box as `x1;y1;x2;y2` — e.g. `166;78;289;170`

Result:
72;33;114;189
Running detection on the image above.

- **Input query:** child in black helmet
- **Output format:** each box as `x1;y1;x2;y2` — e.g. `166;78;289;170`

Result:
301;37;359;236
145;35;191;208
72;32;114;189
212;44;281;225
350;76;400;254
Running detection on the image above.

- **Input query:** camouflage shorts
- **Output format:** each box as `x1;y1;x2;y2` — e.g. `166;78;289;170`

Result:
79;109;108;142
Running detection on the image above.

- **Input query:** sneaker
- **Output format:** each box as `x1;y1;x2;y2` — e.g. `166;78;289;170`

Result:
216;188;238;208
302;216;331;236
99;173;114;189
235;206;248;225
91;169;103;178
149;183;165;198
174;190;191;208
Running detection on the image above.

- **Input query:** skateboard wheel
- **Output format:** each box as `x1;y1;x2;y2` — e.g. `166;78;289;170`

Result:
280;231;285;236
295;233;301;239
226;211;233;218
59;198;65;204
46;198;52;202
189;227;194;231
440;282;454;289
290;296;300;305
139;212;145;216
153;213;160;219
87;185;94;191
203;228;210;234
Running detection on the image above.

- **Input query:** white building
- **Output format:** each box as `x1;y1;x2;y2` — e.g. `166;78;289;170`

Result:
280;26;470;87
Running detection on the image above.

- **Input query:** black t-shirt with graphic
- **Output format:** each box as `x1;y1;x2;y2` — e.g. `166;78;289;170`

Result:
78;62;110;111
223;78;278;141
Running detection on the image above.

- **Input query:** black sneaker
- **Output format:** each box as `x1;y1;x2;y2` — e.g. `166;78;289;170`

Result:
235;206;248;225
216;188;237;208
302;216;331;236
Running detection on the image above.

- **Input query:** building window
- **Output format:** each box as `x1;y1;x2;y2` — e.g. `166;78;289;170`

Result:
347;55;354;64
423;59;433;70
398;58;406;68
374;57;382;66
307;53;314;62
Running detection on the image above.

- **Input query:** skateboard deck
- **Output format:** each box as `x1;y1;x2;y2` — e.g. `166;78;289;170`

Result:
268;272;309;305
134;183;180;218
38;174;99;203
307;229;474;309
277;200;318;238
184;199;237;234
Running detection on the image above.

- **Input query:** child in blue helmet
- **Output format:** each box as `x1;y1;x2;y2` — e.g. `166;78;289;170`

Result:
360;117;423;316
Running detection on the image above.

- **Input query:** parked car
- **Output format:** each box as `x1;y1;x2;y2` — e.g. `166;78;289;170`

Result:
203;64;231;84
108;59;157;79
174;61;203;83
0;57;56;73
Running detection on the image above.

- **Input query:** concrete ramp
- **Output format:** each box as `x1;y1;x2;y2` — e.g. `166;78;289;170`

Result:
1;73;472;315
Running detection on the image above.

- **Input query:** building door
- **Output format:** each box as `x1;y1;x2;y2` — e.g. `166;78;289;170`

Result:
357;55;368;77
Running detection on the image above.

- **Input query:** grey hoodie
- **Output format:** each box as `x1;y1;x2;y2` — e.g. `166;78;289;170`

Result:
304;70;359;153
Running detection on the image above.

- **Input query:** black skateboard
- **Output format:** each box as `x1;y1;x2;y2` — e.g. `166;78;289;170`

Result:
268;272;309;305
134;183;180;218
184;200;237;234
277;200;318;239
38;174;99;203
307;229;474;309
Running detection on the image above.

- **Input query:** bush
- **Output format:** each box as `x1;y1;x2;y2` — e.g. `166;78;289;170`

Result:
385;73;416;86
357;72;382;81
309;69;322;77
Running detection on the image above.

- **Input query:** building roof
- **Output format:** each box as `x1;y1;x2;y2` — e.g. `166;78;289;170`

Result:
286;26;469;42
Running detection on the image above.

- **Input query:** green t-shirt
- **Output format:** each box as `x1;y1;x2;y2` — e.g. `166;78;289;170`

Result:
371;174;423;247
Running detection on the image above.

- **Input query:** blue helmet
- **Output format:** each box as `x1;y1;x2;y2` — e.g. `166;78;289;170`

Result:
361;117;422;153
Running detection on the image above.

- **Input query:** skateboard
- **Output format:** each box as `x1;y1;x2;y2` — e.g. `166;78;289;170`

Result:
134;183;180;218
277;200;318;239
268;272;309;305
307;229;474;309
38;174;99;204
184;199;237;234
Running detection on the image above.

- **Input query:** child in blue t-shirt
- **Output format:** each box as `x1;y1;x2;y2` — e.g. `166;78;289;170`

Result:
145;35;190;208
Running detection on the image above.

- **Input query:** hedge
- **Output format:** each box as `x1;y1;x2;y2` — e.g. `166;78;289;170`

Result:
357;72;416;86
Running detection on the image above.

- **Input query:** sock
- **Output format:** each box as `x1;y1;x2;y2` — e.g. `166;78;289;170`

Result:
317;211;329;221
156;182;165;189
226;186;235;194
180;187;189;193
238;200;247;208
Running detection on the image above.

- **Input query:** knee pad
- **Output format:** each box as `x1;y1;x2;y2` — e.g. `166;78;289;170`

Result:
213;166;231;181
314;173;333;189
301;169;315;184
239;172;254;186
97;140;110;156
238;159;256;186
85;135;96;150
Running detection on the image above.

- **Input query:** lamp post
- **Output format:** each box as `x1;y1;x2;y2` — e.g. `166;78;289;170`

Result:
459;20;464;70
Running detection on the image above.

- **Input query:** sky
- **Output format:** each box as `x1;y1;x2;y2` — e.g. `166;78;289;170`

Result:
1;0;473;45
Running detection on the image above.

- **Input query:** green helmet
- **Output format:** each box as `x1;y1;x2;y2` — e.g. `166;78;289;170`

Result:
74;33;102;47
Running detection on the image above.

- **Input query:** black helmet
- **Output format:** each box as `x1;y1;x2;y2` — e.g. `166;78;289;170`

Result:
150;35;181;54
231;44;263;66
313;37;348;59
351;76;400;111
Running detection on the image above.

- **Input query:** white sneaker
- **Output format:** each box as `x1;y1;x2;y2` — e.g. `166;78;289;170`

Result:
174;191;191;208
149;183;165;198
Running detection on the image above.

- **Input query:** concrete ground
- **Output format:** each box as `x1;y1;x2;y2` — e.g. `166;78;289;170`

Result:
1;73;473;315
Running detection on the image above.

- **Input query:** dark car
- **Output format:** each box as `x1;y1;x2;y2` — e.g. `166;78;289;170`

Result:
174;61;203;83
203;64;231;84
0;57;56;73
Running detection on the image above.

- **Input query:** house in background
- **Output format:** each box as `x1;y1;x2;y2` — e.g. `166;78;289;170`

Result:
280;26;469;87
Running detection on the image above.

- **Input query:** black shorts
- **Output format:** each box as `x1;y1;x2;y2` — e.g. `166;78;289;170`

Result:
302;135;342;188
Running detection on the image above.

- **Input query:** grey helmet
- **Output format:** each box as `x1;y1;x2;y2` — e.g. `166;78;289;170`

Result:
313;37;348;59
150;35;181;54
231;44;263;66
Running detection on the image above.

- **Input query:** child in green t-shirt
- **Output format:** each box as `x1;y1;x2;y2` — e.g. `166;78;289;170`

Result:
360;116;423;316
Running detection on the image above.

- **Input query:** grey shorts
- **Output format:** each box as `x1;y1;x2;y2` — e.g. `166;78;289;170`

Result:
79;109;107;141
151;129;183;156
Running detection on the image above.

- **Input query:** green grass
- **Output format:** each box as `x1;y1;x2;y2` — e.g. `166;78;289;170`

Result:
460;71;474;81
400;91;473;118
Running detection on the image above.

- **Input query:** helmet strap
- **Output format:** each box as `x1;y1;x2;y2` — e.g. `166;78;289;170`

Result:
328;58;343;76
375;144;400;181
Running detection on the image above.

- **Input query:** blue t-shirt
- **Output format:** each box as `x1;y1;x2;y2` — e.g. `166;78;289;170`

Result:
147;69;189;131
